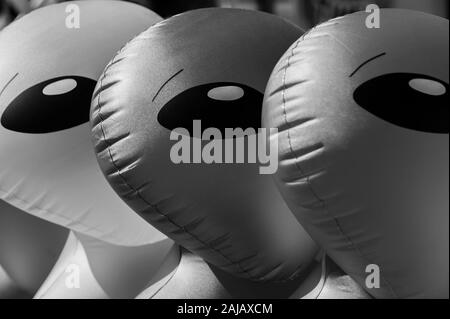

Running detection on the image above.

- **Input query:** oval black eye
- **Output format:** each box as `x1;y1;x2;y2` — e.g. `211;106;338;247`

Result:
354;73;448;134
1;76;96;134
157;82;263;137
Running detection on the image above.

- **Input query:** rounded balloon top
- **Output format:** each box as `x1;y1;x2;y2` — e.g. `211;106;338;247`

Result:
117;8;303;123
301;9;448;134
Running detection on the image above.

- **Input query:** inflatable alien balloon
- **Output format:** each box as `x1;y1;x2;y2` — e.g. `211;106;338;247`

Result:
263;9;448;298
0;1;166;246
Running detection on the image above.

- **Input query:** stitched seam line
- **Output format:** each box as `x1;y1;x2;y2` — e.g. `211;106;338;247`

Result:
147;247;181;299
147;264;179;299
280;35;398;298
94;54;257;281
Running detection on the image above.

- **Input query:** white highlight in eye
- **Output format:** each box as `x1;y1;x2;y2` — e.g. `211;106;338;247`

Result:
409;78;446;96
42;78;77;96
207;86;244;101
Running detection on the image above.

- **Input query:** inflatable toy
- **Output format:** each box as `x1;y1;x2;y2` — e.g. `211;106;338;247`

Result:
263;9;449;298
91;8;318;283
0;1;178;298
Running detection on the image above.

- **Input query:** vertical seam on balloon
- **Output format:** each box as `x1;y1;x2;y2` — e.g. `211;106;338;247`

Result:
279;34;398;298
94;52;257;281
146;249;181;299
147;265;179;299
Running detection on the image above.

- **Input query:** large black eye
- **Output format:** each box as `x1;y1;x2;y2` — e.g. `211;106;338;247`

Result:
354;73;448;134
1;76;96;134
157;82;263;136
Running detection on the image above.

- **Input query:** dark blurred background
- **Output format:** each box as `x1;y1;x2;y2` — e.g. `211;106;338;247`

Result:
1;0;449;31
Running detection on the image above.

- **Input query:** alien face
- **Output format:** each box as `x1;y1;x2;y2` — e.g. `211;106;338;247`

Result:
157;82;263;137
351;53;449;134
1;76;96;134
0;1;167;247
